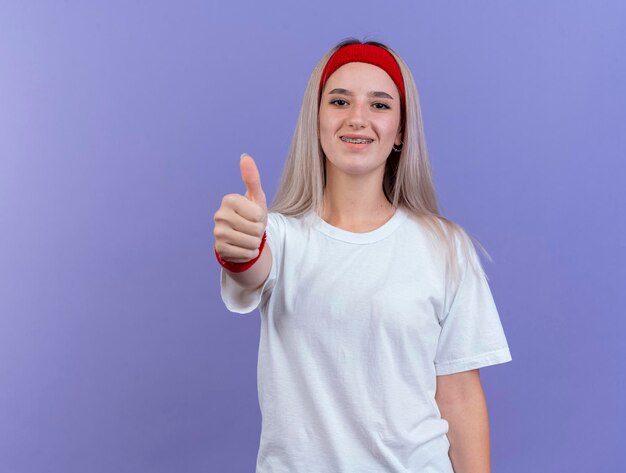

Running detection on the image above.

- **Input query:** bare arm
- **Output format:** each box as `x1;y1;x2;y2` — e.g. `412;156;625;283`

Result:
222;243;273;291
435;369;491;473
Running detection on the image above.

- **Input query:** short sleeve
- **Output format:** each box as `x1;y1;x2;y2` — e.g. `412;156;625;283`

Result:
434;242;512;375
219;212;283;314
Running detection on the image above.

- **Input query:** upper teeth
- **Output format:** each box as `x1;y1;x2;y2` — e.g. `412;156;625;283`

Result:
341;137;372;143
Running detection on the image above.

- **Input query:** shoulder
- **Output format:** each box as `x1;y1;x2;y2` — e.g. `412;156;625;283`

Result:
266;210;311;243
267;210;299;228
402;207;487;283
268;209;315;230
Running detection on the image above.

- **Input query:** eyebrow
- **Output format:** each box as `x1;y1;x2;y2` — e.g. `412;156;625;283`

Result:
327;88;395;100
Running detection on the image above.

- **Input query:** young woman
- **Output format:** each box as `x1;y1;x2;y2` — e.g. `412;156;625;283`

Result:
214;39;512;473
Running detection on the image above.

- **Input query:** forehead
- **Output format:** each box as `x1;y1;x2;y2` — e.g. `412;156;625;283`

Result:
324;62;398;95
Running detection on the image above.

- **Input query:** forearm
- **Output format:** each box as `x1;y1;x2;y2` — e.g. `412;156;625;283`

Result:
437;384;491;473
222;244;272;290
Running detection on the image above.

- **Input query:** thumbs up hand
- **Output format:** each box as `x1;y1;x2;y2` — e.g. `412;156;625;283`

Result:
213;153;269;264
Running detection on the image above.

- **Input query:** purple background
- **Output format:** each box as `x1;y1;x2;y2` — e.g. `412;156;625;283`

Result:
1;1;624;472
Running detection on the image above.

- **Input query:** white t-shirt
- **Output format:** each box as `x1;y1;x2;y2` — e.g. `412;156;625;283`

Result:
220;206;512;473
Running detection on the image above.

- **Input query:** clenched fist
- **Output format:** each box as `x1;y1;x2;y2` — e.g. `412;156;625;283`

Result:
214;153;268;263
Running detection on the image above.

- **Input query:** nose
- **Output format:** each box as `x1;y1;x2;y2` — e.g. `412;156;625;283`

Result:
346;101;368;128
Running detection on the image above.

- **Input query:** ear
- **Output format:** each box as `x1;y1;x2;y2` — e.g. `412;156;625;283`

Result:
395;128;403;146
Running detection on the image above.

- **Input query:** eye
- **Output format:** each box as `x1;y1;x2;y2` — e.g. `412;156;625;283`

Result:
329;98;348;106
372;102;391;110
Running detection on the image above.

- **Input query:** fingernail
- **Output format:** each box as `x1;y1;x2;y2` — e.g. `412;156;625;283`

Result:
240;153;247;160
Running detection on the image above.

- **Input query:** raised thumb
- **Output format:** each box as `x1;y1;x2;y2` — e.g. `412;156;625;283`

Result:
240;153;267;210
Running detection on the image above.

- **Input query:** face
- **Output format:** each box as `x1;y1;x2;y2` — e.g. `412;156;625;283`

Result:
319;62;403;178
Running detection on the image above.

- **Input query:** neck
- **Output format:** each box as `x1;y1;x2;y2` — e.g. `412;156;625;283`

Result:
321;167;396;232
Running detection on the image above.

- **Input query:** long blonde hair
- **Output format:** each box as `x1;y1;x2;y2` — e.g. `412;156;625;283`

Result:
269;38;491;285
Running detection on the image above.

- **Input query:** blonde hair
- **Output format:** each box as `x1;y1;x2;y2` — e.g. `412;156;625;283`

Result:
268;38;491;285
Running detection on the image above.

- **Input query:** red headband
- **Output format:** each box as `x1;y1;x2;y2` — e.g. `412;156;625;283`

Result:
318;44;406;108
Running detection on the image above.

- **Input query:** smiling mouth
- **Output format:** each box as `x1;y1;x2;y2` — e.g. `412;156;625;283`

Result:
340;137;373;144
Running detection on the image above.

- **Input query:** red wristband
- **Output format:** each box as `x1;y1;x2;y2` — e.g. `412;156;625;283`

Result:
214;231;267;273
